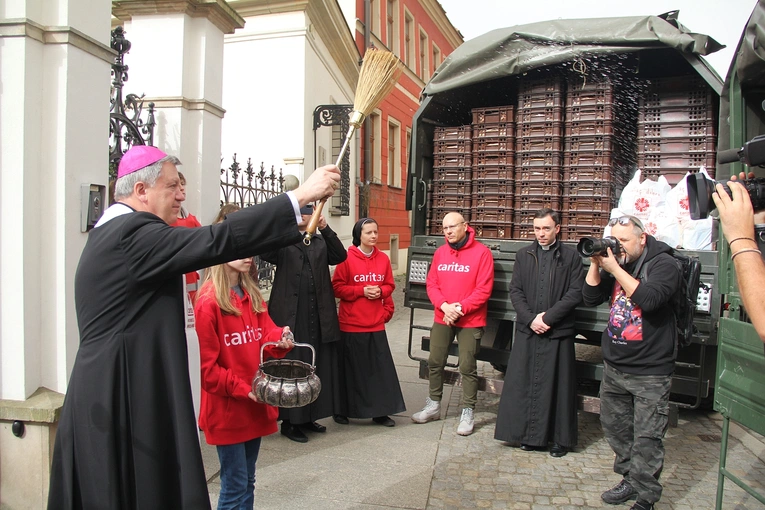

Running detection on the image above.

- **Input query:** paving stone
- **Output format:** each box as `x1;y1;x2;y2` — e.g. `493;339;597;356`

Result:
204;275;765;509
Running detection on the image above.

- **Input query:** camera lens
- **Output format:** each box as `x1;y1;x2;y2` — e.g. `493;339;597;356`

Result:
688;173;765;220
577;237;621;257
747;179;765;210
578;237;606;257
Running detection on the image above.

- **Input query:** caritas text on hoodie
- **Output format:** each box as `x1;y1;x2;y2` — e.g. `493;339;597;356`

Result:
426;225;495;328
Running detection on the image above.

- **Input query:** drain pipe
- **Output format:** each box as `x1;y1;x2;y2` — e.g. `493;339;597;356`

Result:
360;0;371;218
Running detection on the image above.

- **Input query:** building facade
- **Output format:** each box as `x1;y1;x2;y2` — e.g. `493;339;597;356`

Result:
353;0;462;271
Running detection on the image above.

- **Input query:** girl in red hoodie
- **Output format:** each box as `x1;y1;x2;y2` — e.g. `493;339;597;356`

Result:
331;218;406;426
194;256;294;509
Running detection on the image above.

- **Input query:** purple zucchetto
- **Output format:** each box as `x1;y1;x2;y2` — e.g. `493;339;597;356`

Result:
117;146;168;179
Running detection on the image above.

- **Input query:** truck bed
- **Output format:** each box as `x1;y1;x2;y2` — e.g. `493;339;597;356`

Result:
405;235;721;410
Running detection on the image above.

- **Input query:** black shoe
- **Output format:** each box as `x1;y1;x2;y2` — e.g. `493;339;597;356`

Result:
373;416;395;427
281;423;308;443
300;421;327;433
549;443;567;457
601;479;638;505
519;444;539;451
630;501;654;510
333;414;349;425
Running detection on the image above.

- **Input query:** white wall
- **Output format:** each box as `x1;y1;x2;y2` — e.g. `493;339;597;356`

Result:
221;10;358;240
1;0;112;399
222;12;309;177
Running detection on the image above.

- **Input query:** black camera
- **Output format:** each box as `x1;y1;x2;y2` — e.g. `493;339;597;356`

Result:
577;236;622;257
686;173;765;220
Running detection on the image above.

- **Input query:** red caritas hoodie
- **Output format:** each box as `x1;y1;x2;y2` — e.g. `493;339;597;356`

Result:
426;226;495;328
194;281;290;445
332;245;395;332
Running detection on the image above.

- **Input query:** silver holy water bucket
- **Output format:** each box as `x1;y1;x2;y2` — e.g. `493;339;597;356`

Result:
251;342;321;408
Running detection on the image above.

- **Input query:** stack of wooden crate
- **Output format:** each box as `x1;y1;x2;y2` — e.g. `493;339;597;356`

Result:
428;126;472;235
637;76;717;186
470;106;515;239
559;78;637;241
512;76;565;240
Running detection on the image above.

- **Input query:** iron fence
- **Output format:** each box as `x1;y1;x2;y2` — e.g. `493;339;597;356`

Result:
220;154;285;289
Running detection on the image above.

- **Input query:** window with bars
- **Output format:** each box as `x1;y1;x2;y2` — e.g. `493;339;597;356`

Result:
330;122;348;214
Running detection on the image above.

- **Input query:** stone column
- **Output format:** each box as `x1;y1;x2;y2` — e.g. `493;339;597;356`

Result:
1;0;113;506
112;0;244;226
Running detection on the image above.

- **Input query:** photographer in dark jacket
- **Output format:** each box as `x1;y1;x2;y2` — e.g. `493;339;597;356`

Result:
582;215;681;510
494;209;584;457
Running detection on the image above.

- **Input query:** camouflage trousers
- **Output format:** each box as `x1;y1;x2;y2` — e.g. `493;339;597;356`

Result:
600;362;672;504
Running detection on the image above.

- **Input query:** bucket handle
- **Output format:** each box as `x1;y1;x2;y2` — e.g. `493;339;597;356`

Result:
260;341;316;368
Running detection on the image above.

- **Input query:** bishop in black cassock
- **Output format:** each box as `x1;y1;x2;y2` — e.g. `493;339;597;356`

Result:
47;146;339;509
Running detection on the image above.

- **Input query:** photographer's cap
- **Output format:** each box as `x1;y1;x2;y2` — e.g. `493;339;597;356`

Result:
117;146;167;179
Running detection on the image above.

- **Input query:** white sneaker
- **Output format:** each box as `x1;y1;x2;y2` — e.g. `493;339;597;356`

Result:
412;397;441;423
457;408;474;436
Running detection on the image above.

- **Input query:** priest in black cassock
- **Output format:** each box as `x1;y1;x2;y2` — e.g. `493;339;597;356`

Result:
494;208;585;458
47;146;339;510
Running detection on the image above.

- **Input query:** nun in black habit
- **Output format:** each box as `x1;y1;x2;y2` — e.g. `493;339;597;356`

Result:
47;146;340;509
261;205;347;443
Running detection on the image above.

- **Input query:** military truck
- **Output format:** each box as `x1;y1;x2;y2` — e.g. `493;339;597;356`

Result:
403;12;730;415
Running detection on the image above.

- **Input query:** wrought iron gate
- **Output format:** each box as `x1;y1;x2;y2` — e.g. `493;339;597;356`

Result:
109;26;155;185
220;154;285;289
313;104;352;216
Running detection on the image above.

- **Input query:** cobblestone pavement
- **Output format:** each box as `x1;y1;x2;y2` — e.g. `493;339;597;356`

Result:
429;367;765;510
206;275;765;509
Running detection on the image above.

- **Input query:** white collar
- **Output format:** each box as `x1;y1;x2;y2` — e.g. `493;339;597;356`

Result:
94;203;134;228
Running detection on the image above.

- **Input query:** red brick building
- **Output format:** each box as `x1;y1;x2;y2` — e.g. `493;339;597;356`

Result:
353;0;462;270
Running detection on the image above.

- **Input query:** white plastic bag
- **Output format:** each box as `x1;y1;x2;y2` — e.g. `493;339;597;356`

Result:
666;167;712;223
665;168;713;249
644;205;682;248
681;217;714;250
618;170;671;221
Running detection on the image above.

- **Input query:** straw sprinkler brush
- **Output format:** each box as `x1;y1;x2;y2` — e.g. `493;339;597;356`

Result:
304;47;402;245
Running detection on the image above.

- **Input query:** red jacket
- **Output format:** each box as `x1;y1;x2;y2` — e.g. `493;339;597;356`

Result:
332;245;395;333
171;214;202;302
426;226;495;328
194;281;290;445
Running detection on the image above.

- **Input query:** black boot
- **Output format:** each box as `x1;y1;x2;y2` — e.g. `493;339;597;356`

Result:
280;421;308;443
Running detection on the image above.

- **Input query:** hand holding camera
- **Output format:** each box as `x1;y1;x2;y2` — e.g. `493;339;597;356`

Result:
577;236;624;272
